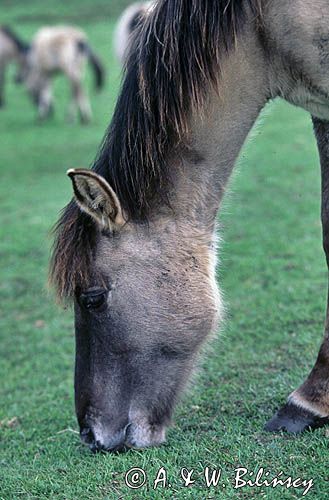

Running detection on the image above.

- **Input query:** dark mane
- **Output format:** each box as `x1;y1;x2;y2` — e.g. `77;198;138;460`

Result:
0;25;30;53
50;0;262;301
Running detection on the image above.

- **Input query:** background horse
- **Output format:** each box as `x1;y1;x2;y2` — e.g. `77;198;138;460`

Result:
51;0;329;452
0;26;29;107
24;25;104;122
114;2;154;65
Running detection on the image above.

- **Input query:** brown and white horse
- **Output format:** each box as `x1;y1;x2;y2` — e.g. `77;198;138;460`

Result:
24;26;105;122
114;2;154;65
0;26;29;107
51;0;329;452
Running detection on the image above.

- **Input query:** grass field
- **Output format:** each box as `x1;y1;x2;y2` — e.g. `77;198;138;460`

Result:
1;1;329;499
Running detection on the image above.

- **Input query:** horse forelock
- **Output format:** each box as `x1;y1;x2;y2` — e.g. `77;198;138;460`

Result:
50;0;262;301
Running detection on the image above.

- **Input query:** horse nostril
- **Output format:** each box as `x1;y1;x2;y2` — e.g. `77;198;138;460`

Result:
80;422;131;453
80;427;104;453
124;422;132;440
90;439;105;454
80;426;95;445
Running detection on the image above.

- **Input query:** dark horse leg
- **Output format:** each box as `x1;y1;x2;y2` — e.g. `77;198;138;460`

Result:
266;117;329;433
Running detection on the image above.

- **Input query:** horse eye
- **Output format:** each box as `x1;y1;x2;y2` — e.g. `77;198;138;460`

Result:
78;289;108;311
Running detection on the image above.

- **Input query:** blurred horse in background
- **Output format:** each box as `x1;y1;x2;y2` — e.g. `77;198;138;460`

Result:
24;26;105;123
114;2;154;65
0;26;29;107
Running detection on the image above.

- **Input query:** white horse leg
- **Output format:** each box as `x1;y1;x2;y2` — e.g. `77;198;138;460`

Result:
38;82;54;121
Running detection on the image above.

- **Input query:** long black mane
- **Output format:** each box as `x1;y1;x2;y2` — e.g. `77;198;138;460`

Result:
50;0;262;301
0;26;29;53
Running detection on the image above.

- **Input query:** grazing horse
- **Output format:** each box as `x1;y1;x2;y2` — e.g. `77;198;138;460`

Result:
0;26;29;107
50;0;329;452
24;26;104;122
114;2;154;65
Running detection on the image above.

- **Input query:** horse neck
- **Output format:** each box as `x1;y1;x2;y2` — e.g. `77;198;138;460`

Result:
159;27;270;235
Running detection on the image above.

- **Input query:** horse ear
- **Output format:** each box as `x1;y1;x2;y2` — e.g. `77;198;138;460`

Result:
67;169;125;230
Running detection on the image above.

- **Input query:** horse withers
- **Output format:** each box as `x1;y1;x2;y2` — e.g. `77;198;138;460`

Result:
0;26;29;107
51;0;329;452
24;26;104;123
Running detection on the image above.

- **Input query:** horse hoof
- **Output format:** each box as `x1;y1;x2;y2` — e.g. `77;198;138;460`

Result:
264;402;329;433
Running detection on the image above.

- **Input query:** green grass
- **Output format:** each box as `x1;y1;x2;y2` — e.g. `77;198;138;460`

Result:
1;1;329;499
